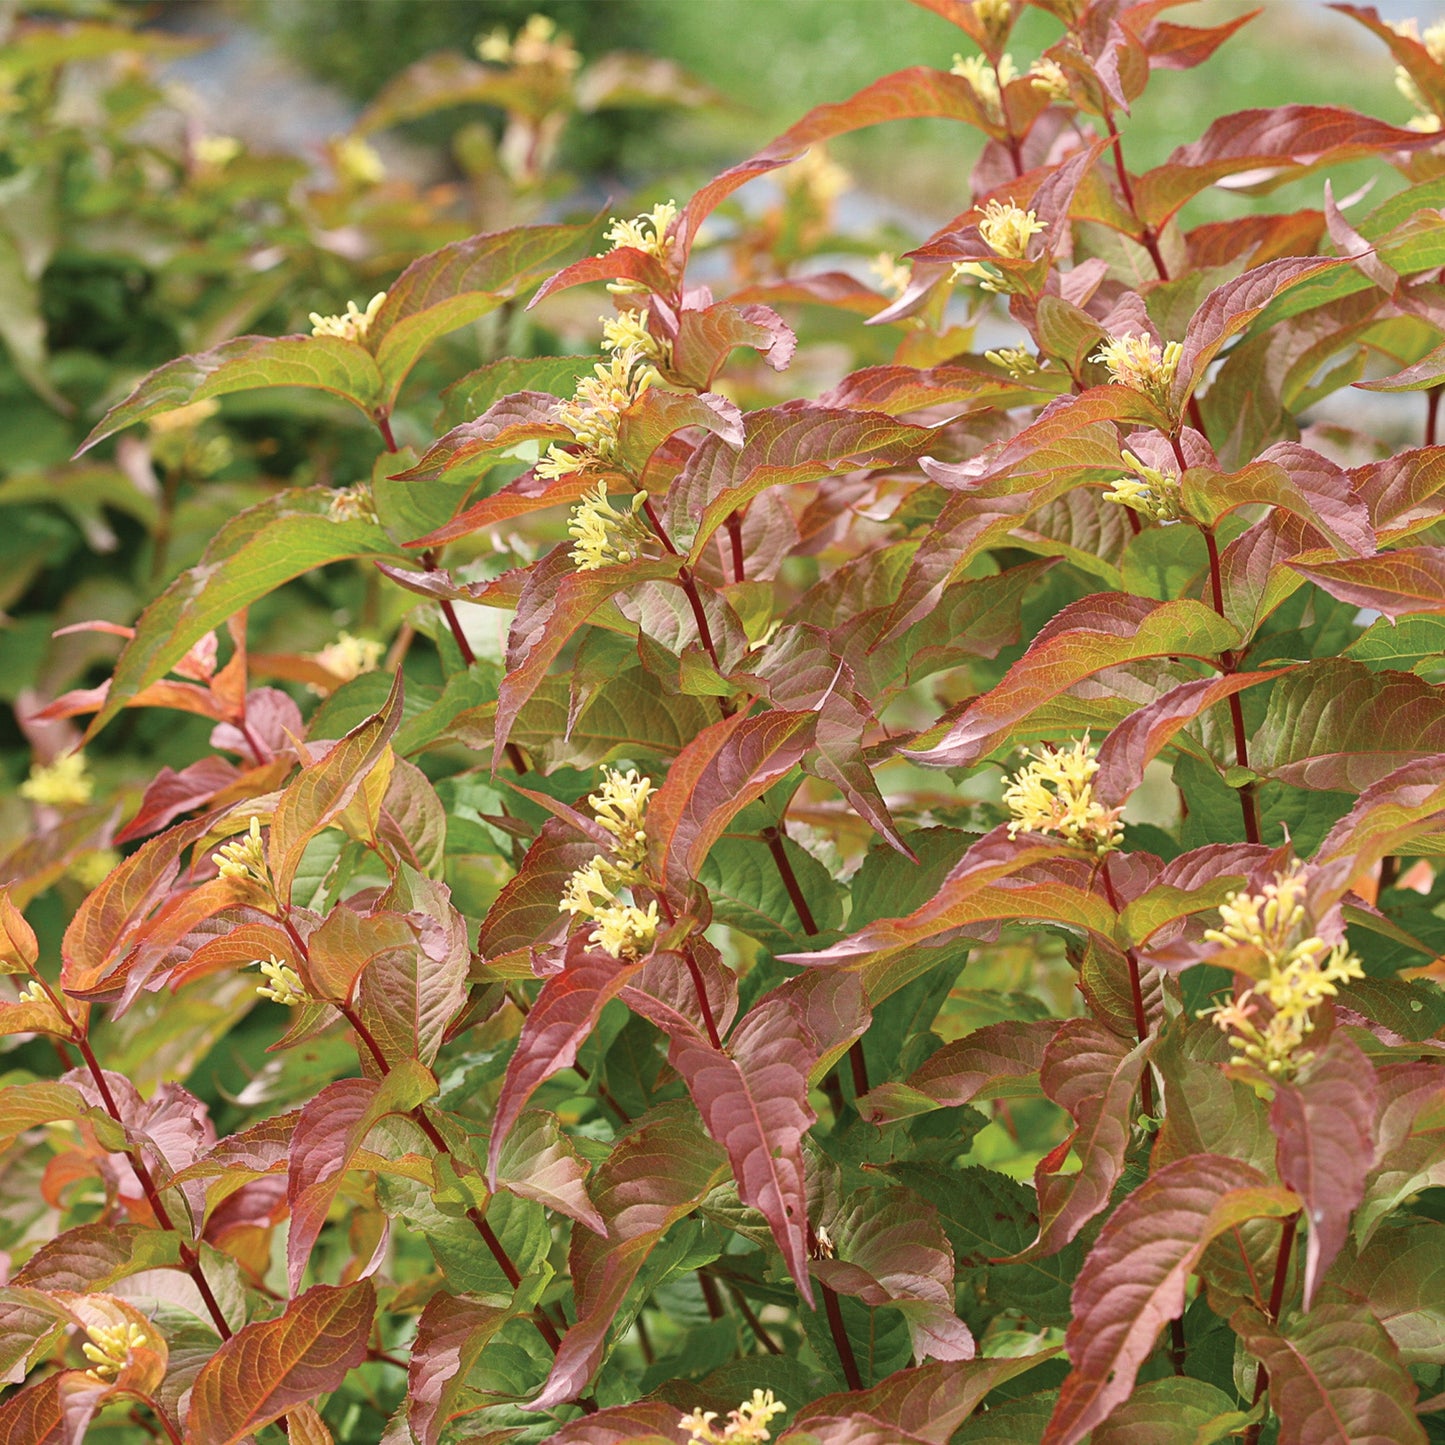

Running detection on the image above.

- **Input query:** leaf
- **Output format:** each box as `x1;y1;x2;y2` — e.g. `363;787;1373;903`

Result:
1013;1020;1149;1261
858;1018;1057;1123
367;219;596;401
545;1401;692;1443
269;672;404;898
185;1280;375;1445
84;493;399;738
475;818;602;966
646;708;816;888
1271;1032;1379;1309
1134;108;1439;229
494;1109;605;1234
0;890;39;973
1290;547;1445;617
13;1222;182;1292
286;1061;435;1292
1315;755;1445;885
78;336;385;453
393;391;569;485
1232;1301;1426;1445
664;404;935;561
439;354;594;431
1355;1063;1444;1247
1043;1154;1299;1445
624;970;869;1305
487;948;647;1185
1251;659;1445;791
407;1291;513;1445
814;1186;975;1362
907;595;1239;768
1337;1220;1445;1364
1089;1377;1252;1444
671;301;797;390
0;1373;63;1445
529;1106;728;1408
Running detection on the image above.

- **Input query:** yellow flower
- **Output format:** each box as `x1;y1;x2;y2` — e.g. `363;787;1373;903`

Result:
327;484;378;523
589;767;655;869
1102;450;1183;523
20;753;92;807
82;1321;149;1382
212;816;269;887
973;0;1013;44
560;347;661;458
308;632;384;693
604;201;679;261
601;309;671;369
195;134;240;170
984;346;1046;379
951;52;1017;122
681;1390;787;1444
783;146;850;207
478;13;580;72
591;899;660;960
1091;332;1183;416
335;134;385;187
1029;58;1070;100
977;197;1045;259
1201;864;1365;1078
1003;735;1122;853
309;292;387;343
256;955;308;1007
869;252;913;300
566;480;653;571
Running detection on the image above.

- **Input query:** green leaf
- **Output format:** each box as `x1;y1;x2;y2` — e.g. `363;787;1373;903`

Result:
699;834;843;954
1089;1377;1253;1444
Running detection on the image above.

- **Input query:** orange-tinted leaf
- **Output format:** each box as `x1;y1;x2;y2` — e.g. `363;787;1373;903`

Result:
407;1291;513;1445
1291;546;1445;616
391;392;568;485
494;1109;605;1234
671;301;796;390
185;1280;375;1445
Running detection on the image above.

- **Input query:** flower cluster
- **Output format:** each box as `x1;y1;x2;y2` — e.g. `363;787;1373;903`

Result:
308;632;384;693
1392;19;1445;130
601;309;671;370
1003;735;1122;853
212;816;270;891
536;342;662;483
334;134;386;187
255;955;308;1007
327;483;379;524
1103;450;1184;523
680;1390;787;1445
1202;865;1365;1078
309;292;386;343
1092;333;1183;416
559;768;660;960
1029;57;1070;100
566;480;653;572
477;13;581;74
985;345;1047;379
20;753;92;807
603;200;679;262
869;251;913;300
951;52;1017;123
82;1321;150;1382
976;198;1045;259
972;0;1013;45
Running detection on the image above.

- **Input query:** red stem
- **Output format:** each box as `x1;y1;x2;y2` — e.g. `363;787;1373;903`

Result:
376;412;398;453
684;948;724;1050
639;497;723;671
1427;385;1441;447
1098;857;1156;1118
821;1279;863;1390
725;511;746;583
1244;1214;1299;1441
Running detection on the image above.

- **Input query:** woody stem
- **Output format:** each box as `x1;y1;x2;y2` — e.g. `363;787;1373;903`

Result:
639;496;723;671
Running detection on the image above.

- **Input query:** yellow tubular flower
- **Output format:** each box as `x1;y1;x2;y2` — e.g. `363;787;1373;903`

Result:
604;201;679;260
984;346;1046;379
256;955;308;1007
973;0;1012;44
1091;333;1183;415
1201;864;1365;1078
566;481;653;571
212;816;269;886
20;753;92;807
309;292;386;343
601;310;671;369
681;1390;787;1445
1103;450;1183;523
977;197;1046;259
82;1322;149;1382
589;767;655;869
1003;735;1122;853
951;52;1017;123
869;252;913;299
308;632;384;691
592;900;660;960
1029;58;1070;100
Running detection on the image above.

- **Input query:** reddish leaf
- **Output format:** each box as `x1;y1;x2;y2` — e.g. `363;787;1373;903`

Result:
0;890;38;973
1232;1301;1426;1445
545;1402;691;1444
494;1109;605;1234
407;1291;512;1445
1355;340;1445;395
185;1280;375;1445
530;1106;728;1408
1271;1031;1379;1308
1291;546;1445;616
0;1374;63;1445
814;1186;975;1361
1137;9;1260;70
671;301;797;389
859;1018;1058;1123
1252;658;1445;791
14;1221;181;1292
612;387;744;477
527;246;677;312
1332;5;1445;114
818;363;1047;416
286;1061;435;1292
1134;108;1438;229
76;337;385;454
487;948;646;1185
304;906;415;1003
408;465;596;548
390;392;569;484
475;818;602;966
1043;1155;1299;1445
1011;1020;1149;1261
1357;1063;1445;1245
646;708;816;888
1315;754;1445;890
115;756;242;844
907;595;1238;768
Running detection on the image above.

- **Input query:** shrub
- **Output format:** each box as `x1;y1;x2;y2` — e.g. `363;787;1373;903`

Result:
4;3;1445;1443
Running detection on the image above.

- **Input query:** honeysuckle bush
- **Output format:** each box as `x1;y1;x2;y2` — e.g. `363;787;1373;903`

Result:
6;2;1445;1443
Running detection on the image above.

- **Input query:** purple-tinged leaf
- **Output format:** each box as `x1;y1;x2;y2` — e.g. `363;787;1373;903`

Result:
494;1109;605;1234
186;1280;374;1445
671;301;797;389
545;1401;691;1444
286;1061;435;1292
530;1105;728;1408
407;466;596;548
407;1291;512;1445
1251;658;1445;791
612;387;744;477
1315;754;1445;887
859;1018;1058;1123
487;948;647;1185
646;708;816;888
1290;546;1445;616
305;906;414;1003
13;1222;182;1293
1232;1301;1426;1445
817;363;1048;416
391;392;568;484
814;1186;975;1361
475;819;602;968
1043;1155;1298;1445
1356;340;1445;394
528;246;677;311
792;1355;1059;1444
1337;1220;1445;1364
1348;449;1445;542
77;337;385;455
1136;8;1261;71
1355;1063;1445;1246
1094;670;1287;806
1134;108;1439;230
907;595;1239;768
1011;1020;1149;1261
1272;1031;1379;1308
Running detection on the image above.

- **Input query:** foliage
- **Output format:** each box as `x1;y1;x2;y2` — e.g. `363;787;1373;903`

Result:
4;3;1445;1443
